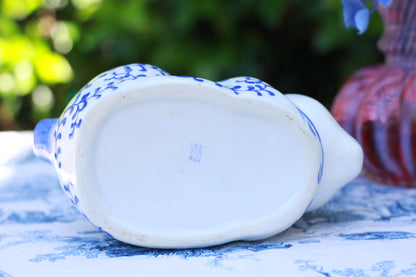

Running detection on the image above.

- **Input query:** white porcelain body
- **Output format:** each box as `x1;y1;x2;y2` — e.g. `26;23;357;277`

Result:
33;64;363;248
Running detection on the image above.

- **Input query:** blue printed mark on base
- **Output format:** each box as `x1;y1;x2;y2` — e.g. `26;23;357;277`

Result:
189;143;202;162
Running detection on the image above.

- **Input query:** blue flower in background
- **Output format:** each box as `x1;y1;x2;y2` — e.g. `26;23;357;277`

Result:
341;0;393;34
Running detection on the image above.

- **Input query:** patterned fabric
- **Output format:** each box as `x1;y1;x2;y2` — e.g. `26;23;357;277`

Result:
0;132;415;276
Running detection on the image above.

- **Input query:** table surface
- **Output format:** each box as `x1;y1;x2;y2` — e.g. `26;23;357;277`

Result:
0;131;415;277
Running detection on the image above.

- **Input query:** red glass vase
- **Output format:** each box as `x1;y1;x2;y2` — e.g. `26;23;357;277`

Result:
332;0;416;187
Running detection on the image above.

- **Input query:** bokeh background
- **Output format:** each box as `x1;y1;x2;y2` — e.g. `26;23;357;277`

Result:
0;0;384;130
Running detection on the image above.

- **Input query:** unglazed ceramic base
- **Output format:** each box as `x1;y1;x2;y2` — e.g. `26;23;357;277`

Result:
76;79;318;248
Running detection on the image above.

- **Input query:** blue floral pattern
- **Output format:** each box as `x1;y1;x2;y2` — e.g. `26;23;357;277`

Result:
1;133;416;276
218;77;276;96
54;64;169;144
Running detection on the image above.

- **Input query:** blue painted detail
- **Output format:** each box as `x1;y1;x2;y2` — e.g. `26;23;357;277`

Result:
339;231;416;240
60;180;79;208
98;227;114;239
100;65;168;82
69;119;82;139
189;144;202;162
220;77;276;96
51;64;172;197
57;64;168;143
63;184;71;193
33;119;57;163
176;76;205;82
303;198;314;214
296;107;324;184
73;196;79;206
54;147;61;160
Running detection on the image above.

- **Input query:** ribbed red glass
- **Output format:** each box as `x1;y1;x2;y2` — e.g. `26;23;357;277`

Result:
332;0;416;187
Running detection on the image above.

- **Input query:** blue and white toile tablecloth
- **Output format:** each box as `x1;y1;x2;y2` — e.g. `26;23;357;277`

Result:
0;131;415;277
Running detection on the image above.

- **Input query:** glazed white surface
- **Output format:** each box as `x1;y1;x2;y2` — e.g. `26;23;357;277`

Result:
32;64;362;248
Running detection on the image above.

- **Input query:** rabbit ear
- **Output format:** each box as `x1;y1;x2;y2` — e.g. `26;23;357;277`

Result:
286;94;364;211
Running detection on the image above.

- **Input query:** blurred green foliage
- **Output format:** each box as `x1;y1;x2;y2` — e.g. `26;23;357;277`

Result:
0;0;384;130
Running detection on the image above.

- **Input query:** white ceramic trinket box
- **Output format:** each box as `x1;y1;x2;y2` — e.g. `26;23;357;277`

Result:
33;64;363;248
